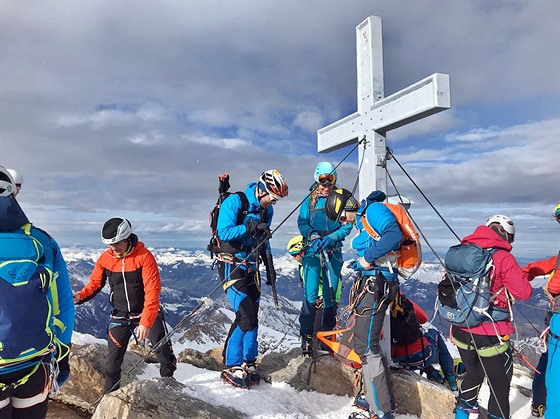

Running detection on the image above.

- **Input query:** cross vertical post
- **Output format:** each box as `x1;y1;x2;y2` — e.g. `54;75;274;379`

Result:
317;16;451;359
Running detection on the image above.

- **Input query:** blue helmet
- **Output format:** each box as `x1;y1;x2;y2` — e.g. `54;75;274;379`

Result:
314;162;337;184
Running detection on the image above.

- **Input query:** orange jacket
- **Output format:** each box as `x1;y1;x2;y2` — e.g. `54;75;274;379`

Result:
77;237;161;328
523;254;560;295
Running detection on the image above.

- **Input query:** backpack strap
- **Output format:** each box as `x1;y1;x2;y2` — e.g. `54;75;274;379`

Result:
360;212;381;241
234;192;250;225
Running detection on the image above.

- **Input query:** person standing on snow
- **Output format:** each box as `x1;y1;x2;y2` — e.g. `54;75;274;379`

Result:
0;166;74;418
325;188;400;419
451;215;532;419
73;217;176;393
297;162;353;354
216;170;288;389
522;201;560;419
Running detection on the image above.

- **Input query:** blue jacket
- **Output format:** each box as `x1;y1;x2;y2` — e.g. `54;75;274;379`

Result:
297;189;353;246
352;200;402;264
217;182;273;264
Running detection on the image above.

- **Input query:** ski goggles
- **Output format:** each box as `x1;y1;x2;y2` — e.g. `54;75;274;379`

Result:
318;174;336;186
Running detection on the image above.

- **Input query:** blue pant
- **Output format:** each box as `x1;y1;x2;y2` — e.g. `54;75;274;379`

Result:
545;313;560;419
299;250;343;337
219;261;260;367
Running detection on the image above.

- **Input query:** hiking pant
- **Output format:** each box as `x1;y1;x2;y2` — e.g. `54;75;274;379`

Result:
353;272;399;414
219;261;260;368
299;250;343;337
105;309;176;393
452;327;513;419
0;359;50;419
532;351;547;408
425;329;455;376
545;313;560;419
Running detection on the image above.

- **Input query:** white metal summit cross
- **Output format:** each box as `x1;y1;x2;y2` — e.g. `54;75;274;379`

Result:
317;16;451;357
318;16;450;197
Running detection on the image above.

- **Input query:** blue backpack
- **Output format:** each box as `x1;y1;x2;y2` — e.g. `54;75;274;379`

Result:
436;243;510;327
0;223;64;365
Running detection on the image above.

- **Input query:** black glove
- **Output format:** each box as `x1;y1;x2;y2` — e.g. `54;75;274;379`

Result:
57;354;71;387
245;220;271;238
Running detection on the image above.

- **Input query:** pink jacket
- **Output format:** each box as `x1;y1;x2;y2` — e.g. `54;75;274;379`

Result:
456;225;532;336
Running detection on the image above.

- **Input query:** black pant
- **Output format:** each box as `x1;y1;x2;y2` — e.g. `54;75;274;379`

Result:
452;327;513;419
0;360;49;419
105;310;176;393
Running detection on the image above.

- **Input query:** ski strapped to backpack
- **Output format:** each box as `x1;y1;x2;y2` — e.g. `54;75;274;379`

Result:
436;243;511;327
359;201;422;279
0;223;68;369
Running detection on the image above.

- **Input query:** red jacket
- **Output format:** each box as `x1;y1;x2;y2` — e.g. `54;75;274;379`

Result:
455;225;532;336
77;238;162;328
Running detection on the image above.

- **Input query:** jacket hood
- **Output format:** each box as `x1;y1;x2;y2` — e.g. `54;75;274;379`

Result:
462;225;512;252
0;196;29;231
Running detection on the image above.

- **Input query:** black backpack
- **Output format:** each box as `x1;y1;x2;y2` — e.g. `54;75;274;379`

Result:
207;174;253;258
390;292;423;345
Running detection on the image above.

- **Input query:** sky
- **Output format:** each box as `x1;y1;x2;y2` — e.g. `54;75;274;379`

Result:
1;1;559;258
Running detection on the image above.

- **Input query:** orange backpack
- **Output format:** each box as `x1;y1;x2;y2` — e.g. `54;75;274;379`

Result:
361;202;422;279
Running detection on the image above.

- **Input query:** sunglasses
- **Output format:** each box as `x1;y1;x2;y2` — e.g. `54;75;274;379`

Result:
318;174;336;186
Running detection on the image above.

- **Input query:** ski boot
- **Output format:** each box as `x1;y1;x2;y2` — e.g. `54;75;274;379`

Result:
221;366;251;389
301;334;313;356
242;361;261;386
425;365;445;384
446;372;458;391
531;403;545;417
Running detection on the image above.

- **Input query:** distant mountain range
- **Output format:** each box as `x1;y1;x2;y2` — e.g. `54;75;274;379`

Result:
65;247;550;351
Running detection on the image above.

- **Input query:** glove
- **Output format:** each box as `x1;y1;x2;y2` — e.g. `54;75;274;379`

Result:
318;235;336;250
347;260;361;271
307;238;321;255
57;354;70;387
245;220;271;238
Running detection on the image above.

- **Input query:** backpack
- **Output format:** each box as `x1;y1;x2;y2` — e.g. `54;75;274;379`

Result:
207;173;257;258
389;293;422;345
360;201;422;279
436;243;510;327
0;223;63;365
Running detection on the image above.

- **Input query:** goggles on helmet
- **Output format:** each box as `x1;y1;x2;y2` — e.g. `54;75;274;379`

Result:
318;173;336;186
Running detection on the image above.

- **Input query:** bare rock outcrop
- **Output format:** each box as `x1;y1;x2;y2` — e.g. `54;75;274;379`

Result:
91;378;245;419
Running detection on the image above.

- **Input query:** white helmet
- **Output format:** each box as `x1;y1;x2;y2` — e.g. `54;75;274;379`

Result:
101;217;133;244
486;214;515;243
6;169;23;186
0;166;17;197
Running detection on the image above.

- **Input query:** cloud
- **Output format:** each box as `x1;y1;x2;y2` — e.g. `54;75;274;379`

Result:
1;1;558;257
